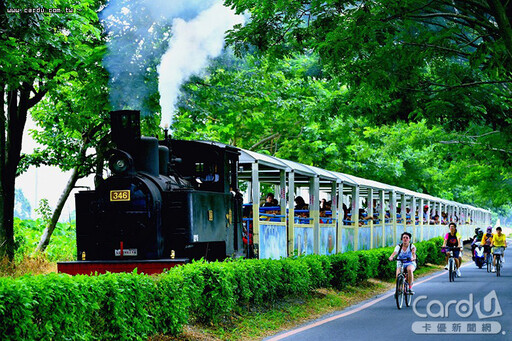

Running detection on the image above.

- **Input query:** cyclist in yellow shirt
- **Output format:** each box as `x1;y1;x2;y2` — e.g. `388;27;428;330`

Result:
491;226;507;272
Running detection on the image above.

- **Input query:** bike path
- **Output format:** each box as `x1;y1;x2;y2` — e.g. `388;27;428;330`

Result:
264;260;512;341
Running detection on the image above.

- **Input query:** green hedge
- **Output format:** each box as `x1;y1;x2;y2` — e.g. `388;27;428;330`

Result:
0;271;190;341
0;238;446;340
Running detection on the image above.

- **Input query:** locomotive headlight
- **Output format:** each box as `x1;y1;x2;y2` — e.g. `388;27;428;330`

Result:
115;159;126;170
108;150;134;175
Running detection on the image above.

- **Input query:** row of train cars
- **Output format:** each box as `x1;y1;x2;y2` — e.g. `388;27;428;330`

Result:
57;110;491;275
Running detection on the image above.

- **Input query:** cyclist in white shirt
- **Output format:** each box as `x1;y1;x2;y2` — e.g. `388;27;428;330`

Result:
388;232;417;294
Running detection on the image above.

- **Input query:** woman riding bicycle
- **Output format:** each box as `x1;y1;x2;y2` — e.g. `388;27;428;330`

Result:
442;222;462;277
491;226;507;272
388;232;417;294
481;226;494;267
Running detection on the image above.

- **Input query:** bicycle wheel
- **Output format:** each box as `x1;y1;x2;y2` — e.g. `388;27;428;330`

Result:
395;276;404;309
496;257;501;277
405;281;412;307
487;254;492;273
449;259;454;282
448;259;452;282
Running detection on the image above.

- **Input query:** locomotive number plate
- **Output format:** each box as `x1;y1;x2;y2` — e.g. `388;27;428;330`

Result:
110;190;130;202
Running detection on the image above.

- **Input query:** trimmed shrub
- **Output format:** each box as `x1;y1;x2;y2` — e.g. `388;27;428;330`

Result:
354;250;379;281
329;252;359;290
150;270;191;336
186;261;237;324
277;258;311;297
300;254;332;289
374;247;396;280
0;277;37;340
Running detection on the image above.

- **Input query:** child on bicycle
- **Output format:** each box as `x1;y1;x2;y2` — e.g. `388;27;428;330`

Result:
491;226;507;272
388;232;417;294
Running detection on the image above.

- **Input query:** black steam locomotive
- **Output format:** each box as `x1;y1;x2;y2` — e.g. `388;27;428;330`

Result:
58;110;243;275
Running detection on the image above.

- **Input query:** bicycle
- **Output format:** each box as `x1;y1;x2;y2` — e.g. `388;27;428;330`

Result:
442;246;461;282
485;250;493;273
394;259;413;309
493;246;506;277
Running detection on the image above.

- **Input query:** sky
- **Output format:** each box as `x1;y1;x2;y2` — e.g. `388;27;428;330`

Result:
16;115;94;220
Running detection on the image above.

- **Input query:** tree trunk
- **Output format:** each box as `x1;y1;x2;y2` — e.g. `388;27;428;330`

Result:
35;147;85;253
0;85;6;258
1;82;49;260
0;87;30;260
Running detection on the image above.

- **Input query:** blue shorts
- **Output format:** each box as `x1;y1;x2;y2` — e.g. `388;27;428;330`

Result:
444;247;460;258
397;260;416;271
493;247;505;255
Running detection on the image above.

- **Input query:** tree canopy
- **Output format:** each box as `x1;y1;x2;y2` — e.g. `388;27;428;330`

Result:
222;0;512;213
1;0;103;259
226;0;512;126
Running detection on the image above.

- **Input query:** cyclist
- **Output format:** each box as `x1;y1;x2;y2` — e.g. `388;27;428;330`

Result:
471;227;483;261
491;226;507;272
388;232;417;294
481;226;494;267
442;222;462;277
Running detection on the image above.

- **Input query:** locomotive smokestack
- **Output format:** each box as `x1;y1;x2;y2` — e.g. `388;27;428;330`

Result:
110;110;141;152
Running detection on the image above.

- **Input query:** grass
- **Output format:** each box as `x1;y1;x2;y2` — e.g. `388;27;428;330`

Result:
151;263;446;341
0;255;57;278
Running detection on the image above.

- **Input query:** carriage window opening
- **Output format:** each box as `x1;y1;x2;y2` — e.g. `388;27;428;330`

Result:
195;163;204;173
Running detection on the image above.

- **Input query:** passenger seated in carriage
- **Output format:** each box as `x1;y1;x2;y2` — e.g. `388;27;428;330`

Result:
242;206;254;257
431;214;440;224
294;196;308;210
262;192;278;207
441;212;448;224
405;207;412;224
343;204;350;225
396;207;403;223
359;208;373;226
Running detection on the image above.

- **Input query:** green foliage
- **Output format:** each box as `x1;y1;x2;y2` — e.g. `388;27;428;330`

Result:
300;254;333;289
372;248;397;280
172;52;332;153
34;199;52;224
13;218;76;262
1;0;106;260
354;250;379;281
170;49;509;213
424;237;446;265
222;0;512;213
329;252;359;290
0;272;190;341
190;261;237;324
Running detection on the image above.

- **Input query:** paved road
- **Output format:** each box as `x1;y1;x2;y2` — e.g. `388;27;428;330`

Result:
264;256;511;341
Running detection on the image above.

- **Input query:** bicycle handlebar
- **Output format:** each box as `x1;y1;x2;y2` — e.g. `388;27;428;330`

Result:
441;246;461;251
395;257;412;262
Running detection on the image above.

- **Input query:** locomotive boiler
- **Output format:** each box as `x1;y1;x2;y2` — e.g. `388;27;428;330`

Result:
58;110;243;275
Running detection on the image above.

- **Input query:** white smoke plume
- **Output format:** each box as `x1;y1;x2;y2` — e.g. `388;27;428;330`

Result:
99;0;245;126
158;3;245;128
